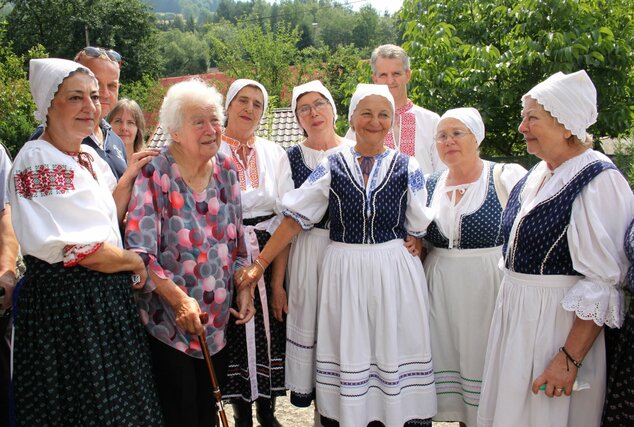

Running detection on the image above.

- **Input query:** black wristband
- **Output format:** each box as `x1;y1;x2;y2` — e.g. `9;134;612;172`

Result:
560;346;583;369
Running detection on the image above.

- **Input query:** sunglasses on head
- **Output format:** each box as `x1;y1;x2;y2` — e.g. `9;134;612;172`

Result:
81;47;122;65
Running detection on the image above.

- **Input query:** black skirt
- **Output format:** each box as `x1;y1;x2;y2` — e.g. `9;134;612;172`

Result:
12;256;164;427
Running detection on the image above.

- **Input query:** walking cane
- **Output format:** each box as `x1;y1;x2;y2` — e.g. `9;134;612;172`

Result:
198;313;229;427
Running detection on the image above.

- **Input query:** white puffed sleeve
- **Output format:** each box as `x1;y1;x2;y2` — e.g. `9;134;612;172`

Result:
9;141;121;264
280;157;331;230
562;169;634;328
405;157;434;237
499;163;528;193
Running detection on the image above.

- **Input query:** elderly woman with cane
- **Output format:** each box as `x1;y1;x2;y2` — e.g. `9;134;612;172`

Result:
9;58;163;426
477;70;634;427
237;84;437;427
124;78;255;427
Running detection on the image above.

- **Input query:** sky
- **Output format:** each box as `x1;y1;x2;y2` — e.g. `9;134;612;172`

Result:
349;0;404;15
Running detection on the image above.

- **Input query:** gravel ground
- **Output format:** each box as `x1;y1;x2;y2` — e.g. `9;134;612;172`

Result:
223;395;458;426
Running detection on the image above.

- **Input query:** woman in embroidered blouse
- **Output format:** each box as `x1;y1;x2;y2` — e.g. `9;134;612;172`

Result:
217;79;291;427
477;71;634;427
124;78;255;427
9;58;163;426
423;108;525;427
236;84;437;427
279;80;353;410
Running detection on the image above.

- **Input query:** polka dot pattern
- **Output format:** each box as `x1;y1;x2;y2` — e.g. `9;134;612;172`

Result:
125;148;246;357
287;145;329;229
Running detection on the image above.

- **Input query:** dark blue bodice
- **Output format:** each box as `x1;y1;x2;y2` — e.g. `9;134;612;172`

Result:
502;160;616;275
287;145;329;229
425;162;504;249
327;151;409;244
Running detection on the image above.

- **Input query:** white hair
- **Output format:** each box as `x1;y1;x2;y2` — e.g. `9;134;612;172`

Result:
159;78;225;134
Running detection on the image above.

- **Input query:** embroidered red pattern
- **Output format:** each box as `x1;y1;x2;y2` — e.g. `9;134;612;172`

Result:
63;242;104;267
14;164;75;199
222;134;259;191
384;100;416;158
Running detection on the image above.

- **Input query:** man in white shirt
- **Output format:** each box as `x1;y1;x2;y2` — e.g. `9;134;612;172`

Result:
347;44;446;175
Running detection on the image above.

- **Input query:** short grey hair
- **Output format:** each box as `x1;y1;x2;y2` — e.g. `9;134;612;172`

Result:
159;78;225;135
370;44;410;74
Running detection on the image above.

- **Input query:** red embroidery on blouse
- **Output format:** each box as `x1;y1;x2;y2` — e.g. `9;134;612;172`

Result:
222;134;259;191
384;99;416;158
63;242;104;267
64;151;97;180
14;164;75;199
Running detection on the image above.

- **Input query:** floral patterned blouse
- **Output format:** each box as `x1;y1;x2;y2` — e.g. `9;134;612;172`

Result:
125;147;248;357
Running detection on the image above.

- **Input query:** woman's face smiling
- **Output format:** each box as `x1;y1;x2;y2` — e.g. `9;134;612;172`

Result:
110;109;138;149
435;118;478;167
296;92;334;136
225;86;265;136
170;101;223;160
518;97;572;164
350;95;393;148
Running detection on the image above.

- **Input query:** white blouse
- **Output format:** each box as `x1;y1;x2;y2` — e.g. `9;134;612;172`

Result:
430;160;527;248
508;149;634;328
218;136;292;233
281;147;434;236
9;139;121;264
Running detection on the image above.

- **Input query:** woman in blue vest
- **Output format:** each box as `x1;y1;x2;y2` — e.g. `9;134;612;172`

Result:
280;80;352;411
235;84;437;426
477;70;634;427
424;108;526;427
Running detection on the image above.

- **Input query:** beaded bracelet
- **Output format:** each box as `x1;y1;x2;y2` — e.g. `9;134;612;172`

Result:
560;346;583;371
257;254;270;266
254;258;267;272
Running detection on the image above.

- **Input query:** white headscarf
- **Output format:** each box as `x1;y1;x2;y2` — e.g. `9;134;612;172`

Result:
522;70;597;140
438;107;485;145
224;79;269;119
291;80;337;129
348;83;395;124
29;58;96;127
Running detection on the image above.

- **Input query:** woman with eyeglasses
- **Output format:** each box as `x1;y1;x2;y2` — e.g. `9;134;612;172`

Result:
218;79;291;427
422;108;526;427
477;71;633;427
279;81;352;413
235;84;437;427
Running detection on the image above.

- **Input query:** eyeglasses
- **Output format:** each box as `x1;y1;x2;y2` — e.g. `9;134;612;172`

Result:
297;99;330;117
80;47;122;65
435;130;471;143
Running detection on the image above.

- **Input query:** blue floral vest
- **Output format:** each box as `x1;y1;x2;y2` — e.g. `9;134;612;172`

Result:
502;160;616;275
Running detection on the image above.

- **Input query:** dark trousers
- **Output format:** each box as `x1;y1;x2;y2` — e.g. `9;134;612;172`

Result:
0;313;9;427
148;334;228;427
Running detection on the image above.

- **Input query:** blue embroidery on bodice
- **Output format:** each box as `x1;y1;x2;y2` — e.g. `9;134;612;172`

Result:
502;160;616;275
425;162;504;249
328;152;409;244
287;145;329;230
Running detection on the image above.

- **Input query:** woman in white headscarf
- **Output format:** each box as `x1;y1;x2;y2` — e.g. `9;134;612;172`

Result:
477;70;634;427
218;79;291;427
423;108;526;426
235;83;437;427
280;80;353;410
9;58;163;426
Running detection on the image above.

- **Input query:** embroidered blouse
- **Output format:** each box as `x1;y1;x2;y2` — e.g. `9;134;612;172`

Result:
9;139;121;266
281;147;433;242
125;147;248;356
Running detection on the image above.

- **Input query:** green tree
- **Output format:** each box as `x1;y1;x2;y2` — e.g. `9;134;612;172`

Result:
158;29;210;76
0;21;46;156
6;0;162;82
400;0;634;156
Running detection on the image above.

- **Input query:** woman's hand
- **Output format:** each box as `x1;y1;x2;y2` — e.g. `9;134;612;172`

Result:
230;286;256;325
531;351;577;397
234;263;265;290
271;286;288;322
174;296;204;335
120;148;160;185
404;235;423;257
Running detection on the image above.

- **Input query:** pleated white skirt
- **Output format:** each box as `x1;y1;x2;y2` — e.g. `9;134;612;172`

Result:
316;239;437;427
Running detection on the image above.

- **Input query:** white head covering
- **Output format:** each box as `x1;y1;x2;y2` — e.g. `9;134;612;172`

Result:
291;80;337;128
348;83;395;124
29;58;96;127
522;70;597;140
224;79;269;119
438;107;485;145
